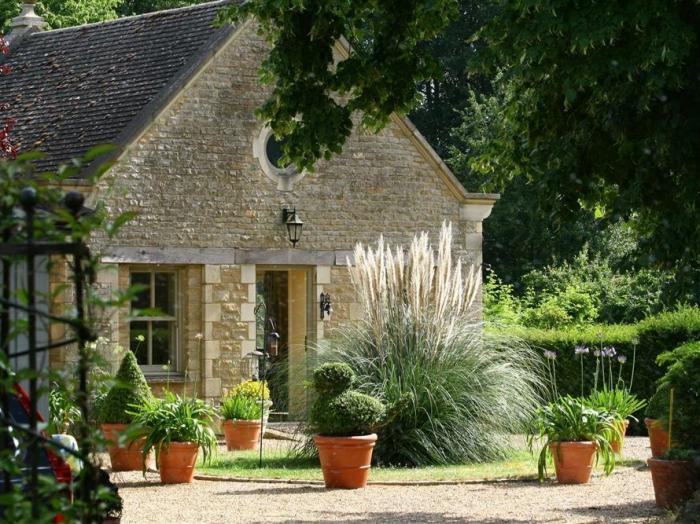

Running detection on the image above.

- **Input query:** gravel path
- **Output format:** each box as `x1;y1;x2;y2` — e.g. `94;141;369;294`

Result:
115;436;663;523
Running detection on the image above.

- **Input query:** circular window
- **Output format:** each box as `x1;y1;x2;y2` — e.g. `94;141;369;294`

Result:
253;126;306;191
265;134;288;170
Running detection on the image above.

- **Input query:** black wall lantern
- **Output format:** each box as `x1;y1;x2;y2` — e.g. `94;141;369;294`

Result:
283;206;303;247
320;292;332;320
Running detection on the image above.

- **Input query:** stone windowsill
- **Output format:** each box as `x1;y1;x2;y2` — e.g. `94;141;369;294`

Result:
145;373;187;383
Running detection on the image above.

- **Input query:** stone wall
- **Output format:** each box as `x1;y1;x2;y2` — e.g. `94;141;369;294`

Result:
77;20;494;403
93;21;474;260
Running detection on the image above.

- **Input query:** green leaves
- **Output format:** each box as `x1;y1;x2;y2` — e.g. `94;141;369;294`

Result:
219;0;458;171
471;0;700;267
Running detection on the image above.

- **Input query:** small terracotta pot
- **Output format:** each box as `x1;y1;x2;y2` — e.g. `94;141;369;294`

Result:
648;458;698;509
158;442;199;484
314;433;377;489
611;419;629;455
102;423;152;472
549;441;597;484
645;418;670;458
223;420;262;451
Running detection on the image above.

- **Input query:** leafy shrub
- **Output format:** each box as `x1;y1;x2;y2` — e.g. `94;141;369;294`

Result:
311;362;355;396
645;381;670;420
99;350;152;424
329;225;543;466
308;363;384;437
653;341;700;451
220;395;262;421
48;384;82;435
126;392;217;470
483;273;521;324
507;305;700;430
227;380;270;401
587;388;646;421
528;396;619;480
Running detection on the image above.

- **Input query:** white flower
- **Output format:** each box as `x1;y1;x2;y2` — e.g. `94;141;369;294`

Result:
194;333;204;340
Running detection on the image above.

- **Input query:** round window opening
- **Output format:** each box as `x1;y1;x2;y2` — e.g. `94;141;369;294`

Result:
265;134;289;170
253;126;306;191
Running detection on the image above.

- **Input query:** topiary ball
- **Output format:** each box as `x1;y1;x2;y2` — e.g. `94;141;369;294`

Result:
312;362;355;396
99;350;153;425
310;390;385;437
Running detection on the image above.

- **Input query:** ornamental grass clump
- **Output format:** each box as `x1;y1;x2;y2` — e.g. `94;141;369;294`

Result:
329;223;543;466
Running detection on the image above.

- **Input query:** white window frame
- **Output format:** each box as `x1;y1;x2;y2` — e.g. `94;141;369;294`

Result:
128;268;182;374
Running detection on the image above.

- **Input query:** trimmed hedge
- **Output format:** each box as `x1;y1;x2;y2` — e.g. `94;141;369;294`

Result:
500;306;700;433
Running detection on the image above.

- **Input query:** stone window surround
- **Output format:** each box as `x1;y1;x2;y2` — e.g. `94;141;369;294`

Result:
252;125;308;191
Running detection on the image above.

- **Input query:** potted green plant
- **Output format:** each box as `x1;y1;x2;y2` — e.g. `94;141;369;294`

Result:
228;380;272;421
529;395;620;484
127;392;217;484
99;350;153;471
309;363;385;489
647;342;700;509
644;382;670;458
220;393;262;451
587;387;646;455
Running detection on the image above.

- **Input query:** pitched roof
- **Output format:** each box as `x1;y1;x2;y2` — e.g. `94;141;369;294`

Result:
0;1;234;173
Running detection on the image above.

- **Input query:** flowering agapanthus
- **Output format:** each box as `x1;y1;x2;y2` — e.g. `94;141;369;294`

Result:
574;345;589;355
602;346;617;358
617;355;627;364
543;350;557;360
593;349;601;357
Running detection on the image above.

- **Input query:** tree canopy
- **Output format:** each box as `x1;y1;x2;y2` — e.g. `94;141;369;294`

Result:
471;0;700;268
218;0;460;171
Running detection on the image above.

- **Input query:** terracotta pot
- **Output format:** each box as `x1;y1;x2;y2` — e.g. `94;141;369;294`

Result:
611;419;629;455
314;433;377;489
645;418;670;458
102;423;152;472
223;419;262;451
549;441;597;484
158;442;199;484
648;458;698;509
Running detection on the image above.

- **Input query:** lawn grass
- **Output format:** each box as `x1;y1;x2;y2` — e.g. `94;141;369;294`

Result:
198;447;540;482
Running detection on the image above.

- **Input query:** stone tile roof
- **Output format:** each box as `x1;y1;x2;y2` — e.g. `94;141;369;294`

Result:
0;1;234;174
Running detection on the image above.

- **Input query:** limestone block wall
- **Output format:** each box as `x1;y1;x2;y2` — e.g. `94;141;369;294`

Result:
201;264;257;402
93;21;469;258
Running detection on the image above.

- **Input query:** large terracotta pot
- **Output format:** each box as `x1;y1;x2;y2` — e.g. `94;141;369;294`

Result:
549;441;597;484
645;418;670;458
102;423;152;472
314;433;377;489
611;419;629;455
648;458;697;509
158;442;199;484
223;420;262;451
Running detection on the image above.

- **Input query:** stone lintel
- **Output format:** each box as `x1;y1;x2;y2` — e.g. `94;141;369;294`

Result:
102;247;236;265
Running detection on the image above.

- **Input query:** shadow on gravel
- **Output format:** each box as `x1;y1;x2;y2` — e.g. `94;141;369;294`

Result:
568;499;661;520
214;485;324;496
114;480;158;489
248;511;546;523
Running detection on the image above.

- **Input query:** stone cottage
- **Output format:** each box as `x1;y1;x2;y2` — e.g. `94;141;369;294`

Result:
2;1;497;417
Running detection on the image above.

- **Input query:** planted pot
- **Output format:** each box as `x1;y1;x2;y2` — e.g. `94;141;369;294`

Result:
102;423;152;472
611;419;629;455
158;442;199;484
644;418;669;458
648;458;697;509
222;419;261;451
314;433;377;489
549;441;597;484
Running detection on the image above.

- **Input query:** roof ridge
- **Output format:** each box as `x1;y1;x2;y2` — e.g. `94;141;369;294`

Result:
30;0;232;37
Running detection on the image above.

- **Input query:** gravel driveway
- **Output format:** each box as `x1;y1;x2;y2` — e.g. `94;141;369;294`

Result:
115;436;663;523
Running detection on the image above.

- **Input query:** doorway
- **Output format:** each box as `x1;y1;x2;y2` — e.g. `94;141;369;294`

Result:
255;268;312;419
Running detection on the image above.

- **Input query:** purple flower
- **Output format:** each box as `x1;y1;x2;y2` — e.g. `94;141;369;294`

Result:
543;350;557;360
603;346;617;358
574;345;589;355
617;355;627;364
